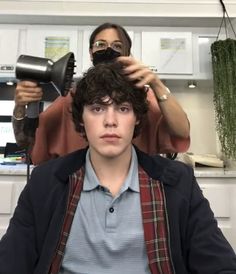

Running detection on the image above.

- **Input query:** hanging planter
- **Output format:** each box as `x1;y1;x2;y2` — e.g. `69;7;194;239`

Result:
210;0;236;160
211;38;236;160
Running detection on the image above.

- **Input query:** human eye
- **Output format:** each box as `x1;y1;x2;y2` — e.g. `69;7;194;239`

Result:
119;103;132;113
112;42;123;52
90;104;104;113
94;40;107;50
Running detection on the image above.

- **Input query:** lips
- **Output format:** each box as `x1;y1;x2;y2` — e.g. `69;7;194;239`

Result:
100;133;121;141
101;133;120;138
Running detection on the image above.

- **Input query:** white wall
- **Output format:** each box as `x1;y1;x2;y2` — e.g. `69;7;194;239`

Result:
170;83;217;155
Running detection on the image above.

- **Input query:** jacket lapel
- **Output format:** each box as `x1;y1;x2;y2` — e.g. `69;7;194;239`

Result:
139;166;174;274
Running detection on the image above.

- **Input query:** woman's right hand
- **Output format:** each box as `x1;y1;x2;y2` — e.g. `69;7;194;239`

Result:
15;81;43;106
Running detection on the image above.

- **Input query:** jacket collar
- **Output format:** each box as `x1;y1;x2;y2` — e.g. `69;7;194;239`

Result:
135;146;181;186
53;147;88;182
53;146;180;187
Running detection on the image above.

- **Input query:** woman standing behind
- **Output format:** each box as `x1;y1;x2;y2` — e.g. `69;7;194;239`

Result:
12;22;190;165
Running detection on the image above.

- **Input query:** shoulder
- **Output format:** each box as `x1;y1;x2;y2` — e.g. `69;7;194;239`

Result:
27;149;87;203
136;147;193;180
137;149;198;213
31;147;88;183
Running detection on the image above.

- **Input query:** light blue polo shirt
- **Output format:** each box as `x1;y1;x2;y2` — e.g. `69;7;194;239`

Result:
59;147;151;274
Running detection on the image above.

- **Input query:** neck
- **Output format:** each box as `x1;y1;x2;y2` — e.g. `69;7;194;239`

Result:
89;146;133;196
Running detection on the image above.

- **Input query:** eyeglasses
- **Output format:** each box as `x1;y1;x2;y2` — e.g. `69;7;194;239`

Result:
92;40;124;53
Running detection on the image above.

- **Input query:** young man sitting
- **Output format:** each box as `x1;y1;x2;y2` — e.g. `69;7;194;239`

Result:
0;62;236;274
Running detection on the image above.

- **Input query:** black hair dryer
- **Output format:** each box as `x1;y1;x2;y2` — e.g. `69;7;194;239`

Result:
15;52;75;118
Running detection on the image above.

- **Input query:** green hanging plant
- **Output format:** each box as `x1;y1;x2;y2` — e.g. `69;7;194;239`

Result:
211;38;236;160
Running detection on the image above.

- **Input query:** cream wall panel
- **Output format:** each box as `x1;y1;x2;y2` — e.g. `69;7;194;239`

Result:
0;28;19;77
173;86;217;155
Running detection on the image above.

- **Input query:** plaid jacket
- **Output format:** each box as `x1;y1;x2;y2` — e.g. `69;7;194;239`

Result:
1;147;236;274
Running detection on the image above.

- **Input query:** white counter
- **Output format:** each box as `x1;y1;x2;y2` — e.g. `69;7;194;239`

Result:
0;164;31;176
0;163;236;177
194;167;236;178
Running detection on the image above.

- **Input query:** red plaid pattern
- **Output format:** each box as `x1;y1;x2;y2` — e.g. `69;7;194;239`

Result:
139;166;174;274
49;165;173;274
49;167;85;274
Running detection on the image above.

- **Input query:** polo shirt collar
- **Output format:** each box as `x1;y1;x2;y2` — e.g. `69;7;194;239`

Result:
83;146;139;193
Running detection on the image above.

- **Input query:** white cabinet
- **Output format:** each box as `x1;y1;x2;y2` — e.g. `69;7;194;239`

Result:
0;181;13;214
0;173;27;238
21;26;80;77
141;31;193;75
140;28;218;79
192;35;217;79
0;24;219;80
0;28;20;78
200;185;230;218
196;171;236;251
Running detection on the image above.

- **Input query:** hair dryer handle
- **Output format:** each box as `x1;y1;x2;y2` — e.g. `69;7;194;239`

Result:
26;102;40;119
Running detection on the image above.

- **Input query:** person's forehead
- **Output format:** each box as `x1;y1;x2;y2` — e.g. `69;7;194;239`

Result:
90;95;131;105
94;28;121;42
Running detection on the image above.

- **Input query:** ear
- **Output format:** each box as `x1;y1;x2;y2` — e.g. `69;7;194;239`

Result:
135;119;140;125
78;121;86;137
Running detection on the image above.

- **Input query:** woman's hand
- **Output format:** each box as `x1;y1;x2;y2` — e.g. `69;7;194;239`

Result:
117;56;190;139
117;56;164;90
15;81;43;106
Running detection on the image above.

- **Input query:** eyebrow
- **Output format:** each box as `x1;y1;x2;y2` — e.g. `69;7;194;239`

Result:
94;39;122;43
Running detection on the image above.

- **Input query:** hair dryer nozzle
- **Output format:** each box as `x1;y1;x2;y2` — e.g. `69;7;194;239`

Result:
51;52;75;96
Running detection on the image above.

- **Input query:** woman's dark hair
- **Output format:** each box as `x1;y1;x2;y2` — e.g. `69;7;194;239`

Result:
89;22;132;56
72;62;148;139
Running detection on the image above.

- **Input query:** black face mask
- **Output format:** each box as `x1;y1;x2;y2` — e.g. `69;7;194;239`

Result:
92;47;121;66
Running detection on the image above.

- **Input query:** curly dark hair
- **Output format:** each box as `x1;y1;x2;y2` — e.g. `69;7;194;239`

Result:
72;62;148;139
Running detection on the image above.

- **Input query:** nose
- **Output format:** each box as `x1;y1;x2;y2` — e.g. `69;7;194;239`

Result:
103;107;118;128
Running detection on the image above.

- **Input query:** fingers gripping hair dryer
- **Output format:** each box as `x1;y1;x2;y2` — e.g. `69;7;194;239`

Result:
15;52;75;118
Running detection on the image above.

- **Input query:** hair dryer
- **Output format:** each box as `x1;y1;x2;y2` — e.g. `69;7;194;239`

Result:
15;52;75;118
